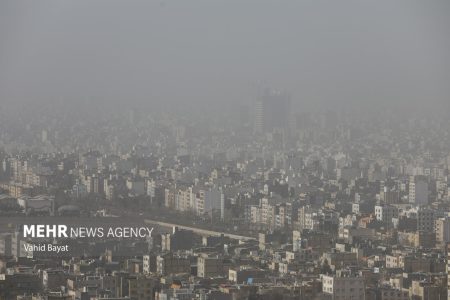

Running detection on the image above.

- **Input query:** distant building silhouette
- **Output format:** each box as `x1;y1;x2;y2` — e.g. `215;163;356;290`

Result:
254;88;290;134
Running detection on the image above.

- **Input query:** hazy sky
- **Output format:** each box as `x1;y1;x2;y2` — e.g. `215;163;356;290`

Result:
1;0;449;111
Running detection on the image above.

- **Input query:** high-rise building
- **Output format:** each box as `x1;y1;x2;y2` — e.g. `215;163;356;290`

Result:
41;130;48;143
409;176;428;205
195;186;223;217
254;88;291;134
417;208;436;233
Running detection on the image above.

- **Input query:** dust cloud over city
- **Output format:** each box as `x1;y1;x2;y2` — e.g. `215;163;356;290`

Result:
1;0;449;112
1;1;450;299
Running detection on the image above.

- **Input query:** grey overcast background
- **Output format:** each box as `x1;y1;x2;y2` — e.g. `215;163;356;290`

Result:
0;0;449;112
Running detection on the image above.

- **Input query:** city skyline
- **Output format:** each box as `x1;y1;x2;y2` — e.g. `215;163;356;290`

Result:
1;1;450;300
1;0;450;112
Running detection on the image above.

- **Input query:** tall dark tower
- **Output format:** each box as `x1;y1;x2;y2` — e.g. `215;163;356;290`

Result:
254;88;291;134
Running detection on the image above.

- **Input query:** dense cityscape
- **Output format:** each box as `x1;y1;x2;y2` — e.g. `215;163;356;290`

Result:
1;97;450;300
2;0;450;299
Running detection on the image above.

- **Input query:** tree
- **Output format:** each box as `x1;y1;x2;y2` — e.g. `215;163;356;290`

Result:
321;259;332;275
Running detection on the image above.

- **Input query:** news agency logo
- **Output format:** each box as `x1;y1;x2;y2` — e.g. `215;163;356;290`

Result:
23;224;154;238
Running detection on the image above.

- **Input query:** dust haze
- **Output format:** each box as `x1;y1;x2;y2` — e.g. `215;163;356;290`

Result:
1;0;449;115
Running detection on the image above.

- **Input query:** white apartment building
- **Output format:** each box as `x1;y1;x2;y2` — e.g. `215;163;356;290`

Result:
375;205;398;227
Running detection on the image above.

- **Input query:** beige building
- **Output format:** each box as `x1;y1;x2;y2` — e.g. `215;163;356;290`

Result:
410;280;446;300
385;254;404;269
322;273;365;300
197;254;224;278
436;217;450;247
